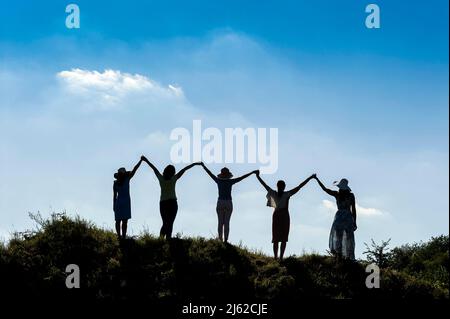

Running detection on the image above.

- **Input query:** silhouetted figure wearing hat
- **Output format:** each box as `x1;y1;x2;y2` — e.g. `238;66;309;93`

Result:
313;176;357;260
141;156;202;239
201;164;258;242
113;158;143;239
256;171;315;260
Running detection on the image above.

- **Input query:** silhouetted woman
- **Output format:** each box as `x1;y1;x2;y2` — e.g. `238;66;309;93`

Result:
113;158;143;239
256;171;315;260
201;164;257;242
313;176;357;260
142;156;201;239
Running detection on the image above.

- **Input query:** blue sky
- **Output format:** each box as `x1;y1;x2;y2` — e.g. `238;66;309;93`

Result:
1;1;448;257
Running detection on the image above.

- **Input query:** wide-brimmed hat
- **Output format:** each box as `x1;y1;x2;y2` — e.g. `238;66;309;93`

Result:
217;167;233;179
334;178;351;191
114;167;127;179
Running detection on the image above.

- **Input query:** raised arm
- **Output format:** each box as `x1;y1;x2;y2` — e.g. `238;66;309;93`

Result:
141;156;162;178
313;176;338;197
201;163;218;183
351;193;357;231
232;170;258;184
175;162;202;179
129;158;143;179
255;171;271;192
289;174;315;196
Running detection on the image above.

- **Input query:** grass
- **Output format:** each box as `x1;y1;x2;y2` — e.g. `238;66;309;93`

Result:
0;213;448;302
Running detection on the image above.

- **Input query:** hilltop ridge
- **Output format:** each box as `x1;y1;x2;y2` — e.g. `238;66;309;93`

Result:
0;214;447;305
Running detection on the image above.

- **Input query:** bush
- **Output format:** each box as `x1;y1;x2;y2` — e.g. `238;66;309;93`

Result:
388;235;449;291
0;213;447;301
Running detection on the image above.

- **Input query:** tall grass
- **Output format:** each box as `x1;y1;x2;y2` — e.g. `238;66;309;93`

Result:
0;213;447;301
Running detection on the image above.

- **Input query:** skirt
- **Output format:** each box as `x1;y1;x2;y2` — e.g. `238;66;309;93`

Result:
114;195;131;221
329;209;355;259
272;208;290;243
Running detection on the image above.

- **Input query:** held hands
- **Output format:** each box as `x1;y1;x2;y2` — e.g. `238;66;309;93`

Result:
141;155;148;162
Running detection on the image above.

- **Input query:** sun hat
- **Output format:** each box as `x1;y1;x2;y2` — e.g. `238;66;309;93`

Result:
217;167;233;179
114;167;127;179
334;178;351;191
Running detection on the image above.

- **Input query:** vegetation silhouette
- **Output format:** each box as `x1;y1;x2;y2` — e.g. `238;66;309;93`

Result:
1;213;447;304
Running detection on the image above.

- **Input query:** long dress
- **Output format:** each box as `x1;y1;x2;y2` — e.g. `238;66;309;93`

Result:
329;193;355;259
113;176;131;221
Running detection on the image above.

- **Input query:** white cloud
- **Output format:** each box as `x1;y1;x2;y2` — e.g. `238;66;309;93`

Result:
322;199;336;211
168;84;184;97
322;199;387;218
57;68;184;107
357;205;386;217
137;131;172;157
142;131;169;147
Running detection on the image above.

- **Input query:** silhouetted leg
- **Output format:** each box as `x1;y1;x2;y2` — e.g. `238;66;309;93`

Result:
160;213;167;237
166;216;174;239
161;214;171;238
160;201;168;238
159;219;166;238
223;224;229;242
218;216;224;241
224;210;232;243
216;210;224;241
280;242;287;260
121;220;128;239
166;200;178;239
273;242;279;259
115;221;121;238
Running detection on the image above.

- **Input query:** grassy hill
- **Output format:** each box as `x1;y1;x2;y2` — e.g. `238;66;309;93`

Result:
0;213;448;304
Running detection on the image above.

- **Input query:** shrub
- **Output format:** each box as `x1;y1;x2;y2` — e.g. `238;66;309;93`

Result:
0;213;447;301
